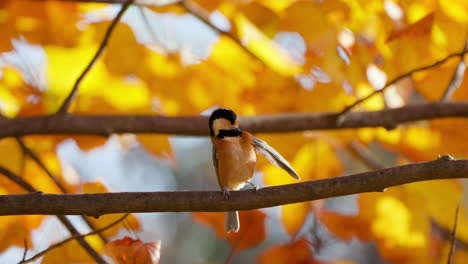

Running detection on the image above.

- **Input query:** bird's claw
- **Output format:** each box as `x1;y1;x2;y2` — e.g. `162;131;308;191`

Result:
223;186;231;200
247;181;260;191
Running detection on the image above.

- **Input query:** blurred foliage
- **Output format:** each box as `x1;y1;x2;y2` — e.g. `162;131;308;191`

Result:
1;0;468;263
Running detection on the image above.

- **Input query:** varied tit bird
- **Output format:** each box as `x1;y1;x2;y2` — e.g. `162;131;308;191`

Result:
209;108;300;232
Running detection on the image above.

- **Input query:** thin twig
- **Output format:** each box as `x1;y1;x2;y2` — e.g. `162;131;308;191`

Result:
337;50;468;124
19;214;129;264
346;140;385;170
15;137;66;193
21;239;28;263
180;0;265;65
15;137;108;243
448;204;460;264
138;6;159;44
0;166;107;263
47;0;155;5
441;38;468;101
56;0;133;114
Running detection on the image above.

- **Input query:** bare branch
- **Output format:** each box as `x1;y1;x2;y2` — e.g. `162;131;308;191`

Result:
338;50;468;122
448;204;460;264
15;137;67;193
346;140;385;170
21;239;28;263
2;102;468;138
42;0;157;5
441;39;468;101
180;0;266;65
0;166;107;264
15;137;108;243
19;214;129;264
0;156;466;216
56;0;132;114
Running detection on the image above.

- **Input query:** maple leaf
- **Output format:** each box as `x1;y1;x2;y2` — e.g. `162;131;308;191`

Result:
106;236;161;264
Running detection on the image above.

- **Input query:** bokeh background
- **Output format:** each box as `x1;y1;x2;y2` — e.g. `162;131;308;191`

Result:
1;0;468;263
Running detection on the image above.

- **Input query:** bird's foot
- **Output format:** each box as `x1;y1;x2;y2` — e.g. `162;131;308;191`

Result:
223;186;231;200
247;181;260;191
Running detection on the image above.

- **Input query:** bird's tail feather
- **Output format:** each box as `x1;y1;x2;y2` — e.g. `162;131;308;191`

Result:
225;211;240;232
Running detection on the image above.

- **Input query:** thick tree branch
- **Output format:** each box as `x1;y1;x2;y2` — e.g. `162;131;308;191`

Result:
0;156;465;216
56;0;132;114
2;102;468;138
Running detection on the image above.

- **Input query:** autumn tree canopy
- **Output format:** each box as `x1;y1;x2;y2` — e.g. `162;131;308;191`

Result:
1;0;468;263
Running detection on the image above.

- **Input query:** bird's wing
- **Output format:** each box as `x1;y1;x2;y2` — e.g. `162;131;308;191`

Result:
252;136;300;180
212;145;224;189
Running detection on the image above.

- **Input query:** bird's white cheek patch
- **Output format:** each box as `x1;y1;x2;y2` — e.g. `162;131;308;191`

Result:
212;119;235;136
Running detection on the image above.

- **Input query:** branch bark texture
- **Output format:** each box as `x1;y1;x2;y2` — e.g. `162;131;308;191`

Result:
2;102;468;138
0;156;464;216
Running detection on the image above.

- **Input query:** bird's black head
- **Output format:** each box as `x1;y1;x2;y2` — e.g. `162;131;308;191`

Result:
209;108;238;137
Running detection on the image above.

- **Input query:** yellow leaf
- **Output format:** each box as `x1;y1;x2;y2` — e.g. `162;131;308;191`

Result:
137;134;173;159
46;31;151;113
42;239;99;264
0;138;23;175
439;0;468;23
23;158;62;194
263;139;343;186
0;83;20;117
234;14;301;75
0;215;44;252
281;202;310;236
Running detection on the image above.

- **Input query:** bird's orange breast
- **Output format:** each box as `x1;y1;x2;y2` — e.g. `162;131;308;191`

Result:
214;132;257;190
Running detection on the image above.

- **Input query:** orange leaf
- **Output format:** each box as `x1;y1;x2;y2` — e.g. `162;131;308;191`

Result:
317;209;372;242
193;209;266;251
70;136;109;151
137;134;173;159
192;211;226;238
282;202;310;236
258;238;320;264
386;13;434;43
106;236;161;264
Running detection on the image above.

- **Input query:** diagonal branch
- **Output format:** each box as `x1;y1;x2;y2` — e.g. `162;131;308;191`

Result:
0;166;107;264
15;137;108;243
48;0;155;5
346;140;385;170
180;0;265;65
15;137;67;193
0;155;466;216
338;50;468;123
448;204;460;264
2;102;468;138
441;38;468;101
19;214;129;264
56;0;132;114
